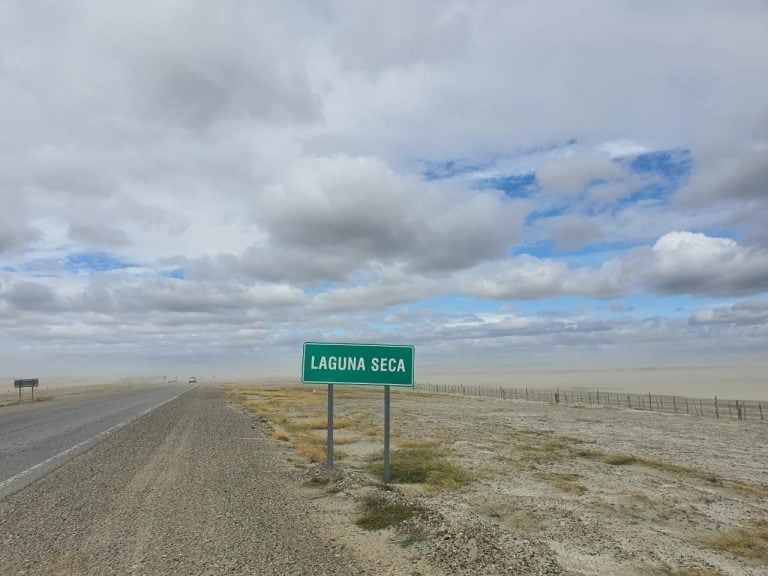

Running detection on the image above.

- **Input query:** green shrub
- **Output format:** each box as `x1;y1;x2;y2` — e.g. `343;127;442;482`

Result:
368;447;472;489
355;495;424;530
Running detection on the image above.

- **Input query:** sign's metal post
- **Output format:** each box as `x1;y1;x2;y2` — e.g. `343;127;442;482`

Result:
18;387;22;403
326;384;334;471
384;385;391;483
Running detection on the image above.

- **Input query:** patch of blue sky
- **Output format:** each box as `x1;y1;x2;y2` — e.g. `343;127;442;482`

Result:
20;257;66;275
512;296;597;317
510;295;704;321
629;149;692;180
162;268;186;280
615;182;672;209
513;240;558;259
609;295;716;319
610;150;692;210
304;281;340;297
524;201;570;224
65;251;135;274
548;246;632;267
473;172;537;198
420;159;489;181
2;265;17;272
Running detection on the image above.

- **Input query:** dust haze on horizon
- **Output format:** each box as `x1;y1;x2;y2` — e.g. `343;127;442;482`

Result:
1;2;767;396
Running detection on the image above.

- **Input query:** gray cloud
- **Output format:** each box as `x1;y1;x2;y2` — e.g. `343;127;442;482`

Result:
459;232;768;301
536;152;625;198
637;231;768;297
182;155;530;284
677;144;768;204
0;219;40;254
68;224;131;248
1;281;60;312
690;299;768;326
1;2;767;375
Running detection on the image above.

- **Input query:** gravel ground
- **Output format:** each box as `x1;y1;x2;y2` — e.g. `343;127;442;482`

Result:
236;384;768;576
3;382;766;576
0;385;369;575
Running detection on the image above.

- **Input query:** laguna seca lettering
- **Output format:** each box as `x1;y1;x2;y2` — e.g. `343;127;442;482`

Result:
311;355;366;371
310;355;406;373
371;357;406;373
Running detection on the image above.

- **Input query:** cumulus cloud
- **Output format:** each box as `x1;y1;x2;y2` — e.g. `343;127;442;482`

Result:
186;155;530;283
545;215;604;252
0;219;41;254
457;255;628;301
690;299;768;326
309;276;442;313
677;144;768;204
638;231;768;297
1;281;61;312
536;152;626;197
459;232;768;301
68;224;131;248
458;256;571;300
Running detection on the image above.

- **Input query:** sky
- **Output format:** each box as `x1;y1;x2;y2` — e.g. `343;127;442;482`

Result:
1;1;767;386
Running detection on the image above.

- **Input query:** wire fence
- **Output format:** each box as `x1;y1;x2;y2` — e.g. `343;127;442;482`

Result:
414;382;766;422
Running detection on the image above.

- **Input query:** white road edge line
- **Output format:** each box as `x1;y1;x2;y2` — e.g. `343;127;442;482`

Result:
0;384;198;492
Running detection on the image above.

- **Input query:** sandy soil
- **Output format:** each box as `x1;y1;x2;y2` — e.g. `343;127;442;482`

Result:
234;384;768;576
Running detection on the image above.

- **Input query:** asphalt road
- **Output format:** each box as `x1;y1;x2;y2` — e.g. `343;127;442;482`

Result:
0;385;366;575
0;382;193;499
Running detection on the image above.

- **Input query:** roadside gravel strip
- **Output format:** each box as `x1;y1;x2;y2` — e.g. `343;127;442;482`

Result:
0;385;369;575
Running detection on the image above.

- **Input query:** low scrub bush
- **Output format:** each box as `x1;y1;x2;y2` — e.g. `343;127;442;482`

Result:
705;523;768;560
355;495;424;530
603;453;637;465
368;447;472;490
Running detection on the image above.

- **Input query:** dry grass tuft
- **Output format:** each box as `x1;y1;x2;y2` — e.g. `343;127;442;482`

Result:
637;458;720;484
627;490;650;503
355;494;425;531
603;453;638;466
730;482;768;498
535;472;587;495
394;437;440;449
297;444;327;463
704;522;768;561
666;569;729;576
368;446;472;490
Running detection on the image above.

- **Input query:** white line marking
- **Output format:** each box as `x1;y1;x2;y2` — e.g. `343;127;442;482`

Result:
0;385;197;492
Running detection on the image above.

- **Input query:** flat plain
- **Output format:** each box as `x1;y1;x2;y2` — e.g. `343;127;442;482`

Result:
226;382;768;576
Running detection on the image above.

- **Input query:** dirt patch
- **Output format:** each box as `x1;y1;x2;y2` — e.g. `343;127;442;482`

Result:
226;383;768;576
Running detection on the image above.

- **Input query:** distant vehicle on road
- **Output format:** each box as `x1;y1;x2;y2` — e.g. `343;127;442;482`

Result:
188;377;197;384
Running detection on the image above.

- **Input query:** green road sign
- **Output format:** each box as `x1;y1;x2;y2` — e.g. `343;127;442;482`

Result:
302;342;414;386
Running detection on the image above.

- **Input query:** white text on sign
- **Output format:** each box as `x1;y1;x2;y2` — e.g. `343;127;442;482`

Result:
310;355;407;373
